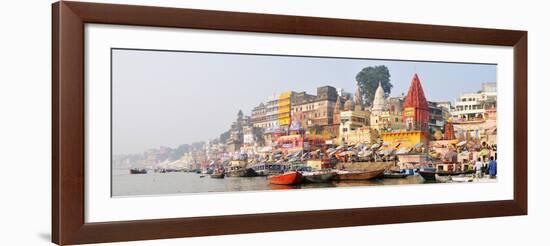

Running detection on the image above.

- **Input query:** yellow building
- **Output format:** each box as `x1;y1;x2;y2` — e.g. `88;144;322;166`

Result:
341;127;378;145
381;130;428;149
277;91;292;126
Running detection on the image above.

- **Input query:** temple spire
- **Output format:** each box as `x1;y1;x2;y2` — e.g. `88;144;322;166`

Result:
403;73;429;131
372;81;387;113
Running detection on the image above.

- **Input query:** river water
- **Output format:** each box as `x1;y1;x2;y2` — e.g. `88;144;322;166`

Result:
112;168;442;196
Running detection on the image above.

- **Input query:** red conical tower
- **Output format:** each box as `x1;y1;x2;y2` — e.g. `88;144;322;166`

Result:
443;119;456;140
403;73;429;132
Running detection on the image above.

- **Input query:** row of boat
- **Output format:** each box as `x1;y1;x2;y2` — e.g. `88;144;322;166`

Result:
189;157;391;185
418;165;475;182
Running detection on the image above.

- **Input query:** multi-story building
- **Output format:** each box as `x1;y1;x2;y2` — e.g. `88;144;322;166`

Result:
250;103;267;128
277;91;293;126
226;110;252;152
313;86;338;126
338;89;370;144
452;82;497;120
264;96;279;129
428;101;445;136
291;86;338;131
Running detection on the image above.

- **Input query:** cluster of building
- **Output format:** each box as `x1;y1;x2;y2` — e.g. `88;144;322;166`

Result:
195;73;493;158
143;73;497;171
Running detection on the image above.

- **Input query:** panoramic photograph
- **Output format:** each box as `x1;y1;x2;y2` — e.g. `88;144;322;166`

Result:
111;48;498;197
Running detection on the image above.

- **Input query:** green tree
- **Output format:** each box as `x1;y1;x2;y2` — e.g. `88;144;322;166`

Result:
355;65;392;106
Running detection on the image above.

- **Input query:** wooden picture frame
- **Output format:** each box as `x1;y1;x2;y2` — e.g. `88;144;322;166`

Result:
52;1;527;245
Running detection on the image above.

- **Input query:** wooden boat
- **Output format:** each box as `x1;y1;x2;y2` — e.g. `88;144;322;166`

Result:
302;170;336;183
225;160;257;177
334;169;384;181
129;168;147;174
210;169;225;179
383;172;408;179
251;163;285;176
435;174;452;183
419;167;437;181
451;175;474;182
268;171;302;185
436;171;466;176
226;167;257;177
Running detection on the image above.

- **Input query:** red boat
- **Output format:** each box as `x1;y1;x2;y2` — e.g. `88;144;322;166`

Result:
268;171;302;185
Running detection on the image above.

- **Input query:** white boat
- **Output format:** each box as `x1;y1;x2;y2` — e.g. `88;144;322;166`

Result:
435;174;451;183
451;175;474;182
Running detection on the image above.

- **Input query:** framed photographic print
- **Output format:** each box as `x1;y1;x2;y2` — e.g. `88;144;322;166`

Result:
52;1;527;245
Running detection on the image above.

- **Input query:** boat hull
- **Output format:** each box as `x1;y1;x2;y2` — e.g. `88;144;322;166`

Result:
383;173;408;179
269;171;302;185
451;175;474;182
419;171;436;181
436;171;465;176
210;173;225;179
303;172;335;183
255;170;284;176
129;168;147;174
435;174;451;183
251;163;285;176
226;168;257;177
335;169;384;181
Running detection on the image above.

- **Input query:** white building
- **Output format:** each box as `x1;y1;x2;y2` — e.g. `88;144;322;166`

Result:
452;82;497;120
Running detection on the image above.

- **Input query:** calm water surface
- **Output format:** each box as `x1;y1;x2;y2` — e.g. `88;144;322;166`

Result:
112;168;441;196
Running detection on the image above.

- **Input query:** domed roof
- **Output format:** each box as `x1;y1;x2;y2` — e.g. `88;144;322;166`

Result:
344;99;354;111
372;81;387;113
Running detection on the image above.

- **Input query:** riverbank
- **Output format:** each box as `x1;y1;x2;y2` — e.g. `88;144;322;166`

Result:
112;169;496;196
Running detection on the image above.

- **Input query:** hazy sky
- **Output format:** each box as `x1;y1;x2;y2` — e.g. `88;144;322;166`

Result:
112;49;496;154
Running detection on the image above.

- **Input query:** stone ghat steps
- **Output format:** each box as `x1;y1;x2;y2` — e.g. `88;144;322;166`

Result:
335;161;397;171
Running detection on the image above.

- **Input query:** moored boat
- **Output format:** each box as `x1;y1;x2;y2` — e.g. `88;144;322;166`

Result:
435;174;452;183
334;169;384;181
383;172;408;179
302;170;336;183
251;163;285;176
225;160;257;177
451;175;474;182
129;168;147;174
210;169;225;179
419;167;437;181
268;171;302;185
436;171;465;176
